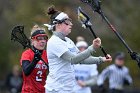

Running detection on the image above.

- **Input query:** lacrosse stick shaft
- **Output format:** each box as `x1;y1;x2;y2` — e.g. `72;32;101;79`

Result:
100;12;140;68
88;26;108;57
99;11;133;53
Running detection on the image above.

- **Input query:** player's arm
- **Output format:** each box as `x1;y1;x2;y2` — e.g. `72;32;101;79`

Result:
61;49;111;64
22;51;41;76
61;45;102;64
78;75;98;87
97;67;111;86
81;66;98;86
123;69;133;85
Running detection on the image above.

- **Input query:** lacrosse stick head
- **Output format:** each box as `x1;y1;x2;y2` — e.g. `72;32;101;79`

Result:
78;7;92;28
80;0;101;13
11;25;31;49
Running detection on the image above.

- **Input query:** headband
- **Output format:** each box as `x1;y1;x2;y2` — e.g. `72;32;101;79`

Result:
31;30;46;37
55;12;69;20
44;12;69;30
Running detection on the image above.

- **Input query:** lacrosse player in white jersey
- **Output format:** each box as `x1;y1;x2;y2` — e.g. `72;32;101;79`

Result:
44;6;112;93
74;41;99;93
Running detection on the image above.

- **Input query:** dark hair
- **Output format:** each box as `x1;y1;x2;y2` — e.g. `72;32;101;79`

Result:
47;5;61;24
114;52;125;60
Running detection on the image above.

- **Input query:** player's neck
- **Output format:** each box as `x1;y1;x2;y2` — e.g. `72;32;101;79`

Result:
115;64;123;69
32;46;43;53
53;31;66;41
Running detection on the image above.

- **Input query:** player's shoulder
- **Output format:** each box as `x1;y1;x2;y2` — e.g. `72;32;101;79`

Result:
20;48;34;63
23;48;32;53
107;64;115;69
65;37;75;44
42;50;47;55
123;66;129;71
22;48;33;54
65;37;71;41
65;37;73;42
43;49;46;52
49;35;61;41
48;35;64;45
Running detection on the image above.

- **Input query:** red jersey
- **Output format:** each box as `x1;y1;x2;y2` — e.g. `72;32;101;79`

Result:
20;48;48;93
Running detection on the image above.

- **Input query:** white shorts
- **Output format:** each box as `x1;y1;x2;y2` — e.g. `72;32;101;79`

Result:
45;89;75;93
74;88;92;93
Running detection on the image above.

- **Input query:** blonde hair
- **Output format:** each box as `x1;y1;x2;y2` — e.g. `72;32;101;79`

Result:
31;24;46;36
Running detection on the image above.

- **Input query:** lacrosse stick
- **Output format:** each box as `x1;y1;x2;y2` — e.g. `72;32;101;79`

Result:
11;25;49;67
78;7;108;58
80;0;140;68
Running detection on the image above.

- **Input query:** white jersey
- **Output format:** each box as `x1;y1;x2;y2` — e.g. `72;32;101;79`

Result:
45;35;79;91
74;64;98;93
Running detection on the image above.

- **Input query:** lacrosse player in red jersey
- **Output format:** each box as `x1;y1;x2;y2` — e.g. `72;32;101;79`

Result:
20;25;49;93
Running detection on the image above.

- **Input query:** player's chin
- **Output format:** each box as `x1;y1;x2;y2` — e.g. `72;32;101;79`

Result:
68;30;71;34
39;45;45;50
39;47;45;50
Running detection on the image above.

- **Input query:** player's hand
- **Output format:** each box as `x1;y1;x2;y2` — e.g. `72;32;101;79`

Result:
77;80;86;87
34;50;42;62
102;54;112;62
93;37;101;49
123;79;130;86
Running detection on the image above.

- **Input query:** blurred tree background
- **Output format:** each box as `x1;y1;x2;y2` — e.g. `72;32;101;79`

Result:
0;0;140;91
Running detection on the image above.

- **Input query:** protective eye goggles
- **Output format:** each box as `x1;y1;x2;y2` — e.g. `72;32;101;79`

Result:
63;18;72;25
53;18;72;25
31;34;48;41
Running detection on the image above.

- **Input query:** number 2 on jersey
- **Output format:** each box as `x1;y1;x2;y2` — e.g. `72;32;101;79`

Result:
36;70;42;81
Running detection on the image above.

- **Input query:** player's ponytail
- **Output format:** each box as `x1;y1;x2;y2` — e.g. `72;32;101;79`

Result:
47;5;60;23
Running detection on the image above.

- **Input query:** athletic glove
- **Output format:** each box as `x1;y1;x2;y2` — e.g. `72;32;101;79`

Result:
34;50;42;62
123;79;130;86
